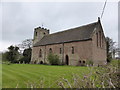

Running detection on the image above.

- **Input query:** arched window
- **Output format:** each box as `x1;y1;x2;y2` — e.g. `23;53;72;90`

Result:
99;31;101;47
96;33;98;47
72;47;74;54
83;61;85;63
102;35;104;48
34;61;37;64
60;48;62;54
43;32;46;35
39;49;42;57
40;61;43;64
49;48;52;53
79;61;81;63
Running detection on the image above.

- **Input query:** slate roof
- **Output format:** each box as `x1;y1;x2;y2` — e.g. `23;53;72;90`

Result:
34;21;99;47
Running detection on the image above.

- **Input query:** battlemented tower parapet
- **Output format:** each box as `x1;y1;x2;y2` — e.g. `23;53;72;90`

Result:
33;26;49;45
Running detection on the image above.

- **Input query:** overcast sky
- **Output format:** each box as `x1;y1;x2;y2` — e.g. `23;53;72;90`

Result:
0;1;118;52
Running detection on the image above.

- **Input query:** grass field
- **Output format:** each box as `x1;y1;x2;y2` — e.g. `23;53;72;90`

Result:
2;60;119;88
0;63;1;89
2;64;91;88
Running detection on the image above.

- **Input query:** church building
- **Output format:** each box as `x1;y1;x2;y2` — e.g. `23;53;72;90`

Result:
31;18;107;66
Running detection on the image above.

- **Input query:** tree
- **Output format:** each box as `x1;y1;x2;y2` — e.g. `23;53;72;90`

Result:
19;48;32;64
8;45;14;51
106;37;116;62
2;52;8;61
17;39;33;64
18;39;33;52
4;45;20;63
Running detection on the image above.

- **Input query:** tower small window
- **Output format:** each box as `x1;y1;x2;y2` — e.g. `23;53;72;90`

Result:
43;32;46;35
60;48;62;54
72;47;74;54
36;31;37;36
39;49;42;57
49;48;52;53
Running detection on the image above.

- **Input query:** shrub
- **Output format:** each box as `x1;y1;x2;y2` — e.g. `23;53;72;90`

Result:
47;53;60;65
2;61;11;65
107;52;112;63
86;60;93;66
56;60;119;88
19;57;30;64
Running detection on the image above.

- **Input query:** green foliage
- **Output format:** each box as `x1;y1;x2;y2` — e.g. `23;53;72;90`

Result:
93;60;119;88
2;45;20;63
106;37;116;63
2;61;11;65
86;60;93;66
23;48;31;57
107;52;112;63
2;52;8;61
47;53;60;65
56;60;119;88
19;56;30;64
8;45;14;51
19;48;32;64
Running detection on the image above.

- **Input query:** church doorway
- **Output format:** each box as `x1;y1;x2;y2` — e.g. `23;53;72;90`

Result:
65;55;69;65
40;61;43;64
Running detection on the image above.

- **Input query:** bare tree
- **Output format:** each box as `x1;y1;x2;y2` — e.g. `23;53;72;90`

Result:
18;39;33;53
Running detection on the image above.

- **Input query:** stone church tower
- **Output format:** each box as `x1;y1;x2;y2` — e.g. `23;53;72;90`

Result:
33;27;49;45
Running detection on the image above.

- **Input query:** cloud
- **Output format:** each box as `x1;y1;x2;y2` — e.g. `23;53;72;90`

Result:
1;2;118;51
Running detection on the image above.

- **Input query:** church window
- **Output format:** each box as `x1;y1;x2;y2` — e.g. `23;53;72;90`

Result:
60;48;62;54
40;61;43;64
102;35;104;47
101;33;103;48
39;49;42;57
79;61;81;63
43;32;46;35
49;48;52;53
96;33;98;47
99;31;101;47
72;47;74;54
83;61;85;63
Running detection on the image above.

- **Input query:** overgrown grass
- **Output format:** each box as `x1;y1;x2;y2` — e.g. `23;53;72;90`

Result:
2;60;119;88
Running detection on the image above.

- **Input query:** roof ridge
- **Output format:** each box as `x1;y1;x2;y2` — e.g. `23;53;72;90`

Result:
47;21;98;37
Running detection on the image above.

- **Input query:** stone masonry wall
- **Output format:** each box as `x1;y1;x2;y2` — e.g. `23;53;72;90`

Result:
92;25;107;66
31;40;92;66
